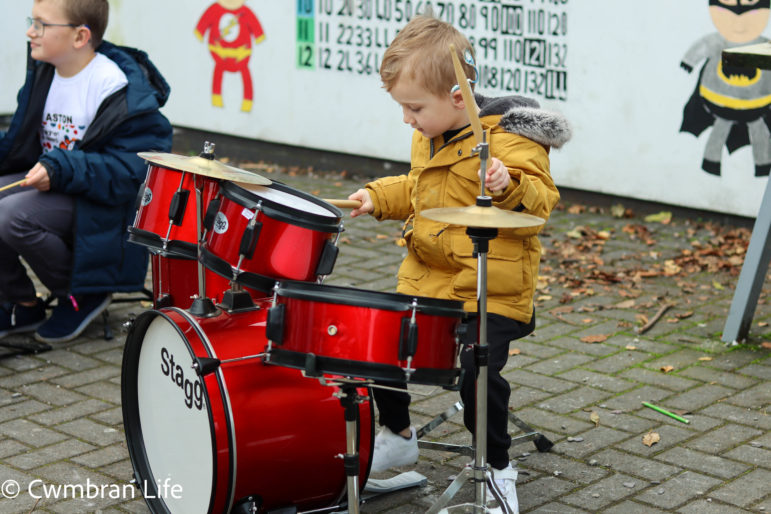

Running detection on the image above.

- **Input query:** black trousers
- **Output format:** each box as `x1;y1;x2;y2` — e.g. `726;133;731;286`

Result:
372;311;535;470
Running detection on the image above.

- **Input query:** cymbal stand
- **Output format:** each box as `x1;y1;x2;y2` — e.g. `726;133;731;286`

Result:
427;138;514;514
189;143;218;317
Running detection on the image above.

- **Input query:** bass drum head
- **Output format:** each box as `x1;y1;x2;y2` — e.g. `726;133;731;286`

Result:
137;315;214;513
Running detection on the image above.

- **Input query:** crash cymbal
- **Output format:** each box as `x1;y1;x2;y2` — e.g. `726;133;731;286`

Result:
138;152;271;185
422;205;545;229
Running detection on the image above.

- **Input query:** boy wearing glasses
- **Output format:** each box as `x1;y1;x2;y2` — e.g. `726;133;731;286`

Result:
348;14;570;512
0;0;172;343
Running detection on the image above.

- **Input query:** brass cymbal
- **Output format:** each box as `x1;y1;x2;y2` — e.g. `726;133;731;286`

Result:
138;152;271;185
422;205;545;229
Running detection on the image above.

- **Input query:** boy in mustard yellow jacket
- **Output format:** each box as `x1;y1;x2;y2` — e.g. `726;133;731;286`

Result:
349;14;570;512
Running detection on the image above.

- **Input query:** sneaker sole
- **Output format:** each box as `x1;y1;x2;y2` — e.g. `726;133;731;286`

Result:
0;320;45;340
33;296;111;344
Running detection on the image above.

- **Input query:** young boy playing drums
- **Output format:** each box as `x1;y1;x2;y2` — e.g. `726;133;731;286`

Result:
348;14;570;512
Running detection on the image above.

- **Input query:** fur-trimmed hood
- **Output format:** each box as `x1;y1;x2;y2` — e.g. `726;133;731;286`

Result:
477;94;571;149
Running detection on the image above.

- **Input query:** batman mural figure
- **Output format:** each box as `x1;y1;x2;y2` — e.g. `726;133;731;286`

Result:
681;0;771;177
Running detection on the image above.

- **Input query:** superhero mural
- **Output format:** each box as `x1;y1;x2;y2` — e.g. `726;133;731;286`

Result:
195;0;265;113
680;0;771;177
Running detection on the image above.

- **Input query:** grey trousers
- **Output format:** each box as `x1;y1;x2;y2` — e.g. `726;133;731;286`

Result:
0;172;74;302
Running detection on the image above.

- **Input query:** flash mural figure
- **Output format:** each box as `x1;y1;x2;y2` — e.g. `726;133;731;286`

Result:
195;0;265;112
681;0;771;176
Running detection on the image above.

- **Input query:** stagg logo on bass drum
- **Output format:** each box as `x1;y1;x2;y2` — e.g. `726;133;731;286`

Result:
160;347;204;410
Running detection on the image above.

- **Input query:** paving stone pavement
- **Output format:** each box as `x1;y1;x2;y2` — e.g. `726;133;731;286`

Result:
0;164;768;513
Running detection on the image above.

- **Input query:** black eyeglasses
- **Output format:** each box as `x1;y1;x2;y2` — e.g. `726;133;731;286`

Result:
26;17;84;37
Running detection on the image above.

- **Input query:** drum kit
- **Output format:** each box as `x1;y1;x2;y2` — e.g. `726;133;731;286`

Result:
120;47;552;514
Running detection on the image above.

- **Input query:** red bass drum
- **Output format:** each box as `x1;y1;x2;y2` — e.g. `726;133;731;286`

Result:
121;305;373;513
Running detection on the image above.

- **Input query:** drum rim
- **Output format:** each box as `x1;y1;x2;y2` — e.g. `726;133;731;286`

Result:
127;227;199;260
121;309;223;513
267;347;462;387
274;280;466;317
200;246;277;294
220;180;343;233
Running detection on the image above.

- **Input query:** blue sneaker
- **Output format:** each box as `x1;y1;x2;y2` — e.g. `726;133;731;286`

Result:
34;294;111;344
0;299;46;339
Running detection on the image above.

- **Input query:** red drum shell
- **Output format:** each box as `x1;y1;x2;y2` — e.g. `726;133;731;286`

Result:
121;306;373;513
150;252;272;309
130;164;219;252
203;181;342;283
266;282;465;386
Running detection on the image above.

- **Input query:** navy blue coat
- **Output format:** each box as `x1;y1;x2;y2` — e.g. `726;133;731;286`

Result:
0;41;173;295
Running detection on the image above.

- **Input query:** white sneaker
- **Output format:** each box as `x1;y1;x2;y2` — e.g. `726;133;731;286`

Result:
489;464;519;513
370;426;418;473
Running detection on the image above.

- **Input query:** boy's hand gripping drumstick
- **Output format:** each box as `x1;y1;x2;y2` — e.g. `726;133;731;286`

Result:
449;44;489;197
0;179;27;193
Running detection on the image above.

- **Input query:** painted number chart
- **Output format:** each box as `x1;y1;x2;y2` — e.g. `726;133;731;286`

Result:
296;0;569;102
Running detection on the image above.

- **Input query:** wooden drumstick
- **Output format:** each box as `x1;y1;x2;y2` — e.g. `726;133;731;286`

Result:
0;179;27;193
449;44;484;144
324;199;362;209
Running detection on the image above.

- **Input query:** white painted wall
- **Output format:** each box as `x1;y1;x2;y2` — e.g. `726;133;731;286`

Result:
2;1;769;217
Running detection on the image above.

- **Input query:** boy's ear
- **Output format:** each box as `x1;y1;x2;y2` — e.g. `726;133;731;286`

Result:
73;26;92;49
450;88;465;109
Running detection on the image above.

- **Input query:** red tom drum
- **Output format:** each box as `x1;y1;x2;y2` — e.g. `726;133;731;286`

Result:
121;305;373;513
201;181;342;287
265;282;466;386
129;163;220;257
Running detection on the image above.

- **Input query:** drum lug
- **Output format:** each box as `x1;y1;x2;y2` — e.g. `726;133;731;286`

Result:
168;189;190;226
265;304;285;344
193;356;220;376
202;196;222;232
315;240;340;277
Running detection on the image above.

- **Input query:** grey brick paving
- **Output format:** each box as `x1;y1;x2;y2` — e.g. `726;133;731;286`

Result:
0;166;767;513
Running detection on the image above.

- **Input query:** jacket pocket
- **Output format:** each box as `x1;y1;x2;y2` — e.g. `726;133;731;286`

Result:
449;234;524;300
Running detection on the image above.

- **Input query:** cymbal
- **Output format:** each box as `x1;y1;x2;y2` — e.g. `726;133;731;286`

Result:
138;152;271;185
421;205;545;229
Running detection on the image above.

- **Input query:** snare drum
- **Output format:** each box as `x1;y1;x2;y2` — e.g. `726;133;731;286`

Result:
129;163;220;256
265;282;465;386
121;305;374;513
201;181;342;286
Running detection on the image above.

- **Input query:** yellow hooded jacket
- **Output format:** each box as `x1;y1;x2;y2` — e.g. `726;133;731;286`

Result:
366;95;571;322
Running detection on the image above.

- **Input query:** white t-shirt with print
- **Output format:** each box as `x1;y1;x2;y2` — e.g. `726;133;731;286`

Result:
39;53;128;153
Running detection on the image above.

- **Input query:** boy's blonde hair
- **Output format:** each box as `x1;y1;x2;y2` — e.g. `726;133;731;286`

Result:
381;15;476;97
43;0;109;48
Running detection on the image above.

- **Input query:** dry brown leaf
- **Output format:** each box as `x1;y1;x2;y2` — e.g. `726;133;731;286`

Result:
590;411;600;427
761;342;771;349
625;345;637;350
698;357;713;362
581;334;609;344
615;299;636;309
642;431;661;447
660;365;675;373
508;348;521;356
758;322;769;327
582;318;594;324
375;234;389;240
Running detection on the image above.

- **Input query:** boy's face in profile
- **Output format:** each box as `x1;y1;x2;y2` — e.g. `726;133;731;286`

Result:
389;74;468;140
27;0;77;66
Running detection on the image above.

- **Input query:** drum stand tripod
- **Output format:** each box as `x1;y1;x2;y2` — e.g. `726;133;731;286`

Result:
424;222;512;514
421;134;547;513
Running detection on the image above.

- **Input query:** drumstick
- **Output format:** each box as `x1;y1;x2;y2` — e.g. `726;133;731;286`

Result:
449;44;484;144
324;199;362;209
0;179;27;193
